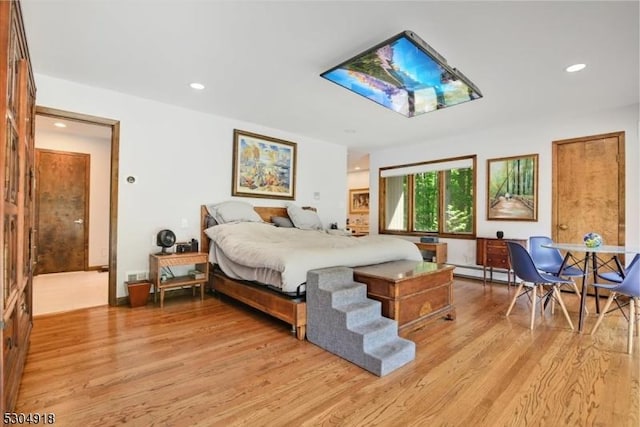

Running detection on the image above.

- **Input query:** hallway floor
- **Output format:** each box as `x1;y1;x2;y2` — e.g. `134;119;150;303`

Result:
33;270;108;316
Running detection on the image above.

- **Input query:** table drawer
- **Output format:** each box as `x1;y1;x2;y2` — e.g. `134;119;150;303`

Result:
486;243;508;254
485;256;509;268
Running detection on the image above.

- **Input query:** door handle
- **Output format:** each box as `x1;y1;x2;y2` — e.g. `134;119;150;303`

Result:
558;224;569;230
74;219;84;224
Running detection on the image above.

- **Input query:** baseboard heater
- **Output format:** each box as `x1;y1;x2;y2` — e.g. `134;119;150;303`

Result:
450;263;512;284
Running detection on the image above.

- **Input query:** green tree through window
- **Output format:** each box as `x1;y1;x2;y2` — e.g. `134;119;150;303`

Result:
381;155;476;237
414;171;438;232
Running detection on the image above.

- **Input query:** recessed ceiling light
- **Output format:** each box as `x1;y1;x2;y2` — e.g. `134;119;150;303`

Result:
53;122;67;128
189;82;205;90
565;63;586;73
355;166;361;170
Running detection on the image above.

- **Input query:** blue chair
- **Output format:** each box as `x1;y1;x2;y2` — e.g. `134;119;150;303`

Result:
529;236;585;310
590;257;640;354
505;242;575;330
597;253;640;283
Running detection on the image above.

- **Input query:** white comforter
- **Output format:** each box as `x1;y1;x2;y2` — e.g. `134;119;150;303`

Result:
205;222;423;292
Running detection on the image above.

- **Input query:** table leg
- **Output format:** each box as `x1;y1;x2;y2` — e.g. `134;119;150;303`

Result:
613;255;625;279
628;298;635;354
578;252;591;332
591;253;600;313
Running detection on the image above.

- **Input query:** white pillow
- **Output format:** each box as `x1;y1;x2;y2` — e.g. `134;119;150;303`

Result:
286;203;323;230
207;201;263;224
271;216;295;228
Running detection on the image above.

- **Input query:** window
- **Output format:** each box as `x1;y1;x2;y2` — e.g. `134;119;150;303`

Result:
380;155;476;237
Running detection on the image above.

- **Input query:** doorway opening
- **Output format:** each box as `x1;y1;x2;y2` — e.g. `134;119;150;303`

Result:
34;106;120;311
347;151;370;235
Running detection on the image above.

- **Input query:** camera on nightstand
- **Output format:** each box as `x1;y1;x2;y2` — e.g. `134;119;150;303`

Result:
176;238;199;253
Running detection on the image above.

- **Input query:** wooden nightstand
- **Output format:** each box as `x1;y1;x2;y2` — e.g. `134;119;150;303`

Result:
149;252;209;308
414;242;448;263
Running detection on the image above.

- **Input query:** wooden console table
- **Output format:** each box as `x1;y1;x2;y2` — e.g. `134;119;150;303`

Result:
353;260;455;330
414;242;448;263
476;237;526;285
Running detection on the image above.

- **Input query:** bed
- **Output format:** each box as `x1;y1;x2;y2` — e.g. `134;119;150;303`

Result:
200;202;422;340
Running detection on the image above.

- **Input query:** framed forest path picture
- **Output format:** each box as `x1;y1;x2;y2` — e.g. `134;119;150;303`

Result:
487;154;538;221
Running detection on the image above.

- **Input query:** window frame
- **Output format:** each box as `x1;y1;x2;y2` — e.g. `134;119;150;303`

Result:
378;155;477;239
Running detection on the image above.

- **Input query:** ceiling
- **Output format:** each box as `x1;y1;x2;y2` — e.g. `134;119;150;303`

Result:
22;1;639;169
36;115;112;140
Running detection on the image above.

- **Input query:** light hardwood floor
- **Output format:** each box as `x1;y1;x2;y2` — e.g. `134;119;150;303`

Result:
33;271;109;315
17;279;639;426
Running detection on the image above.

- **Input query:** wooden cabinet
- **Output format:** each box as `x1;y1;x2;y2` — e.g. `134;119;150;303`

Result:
353;260;456;330
149;252;209;308
0;0;36;414
476;238;526;285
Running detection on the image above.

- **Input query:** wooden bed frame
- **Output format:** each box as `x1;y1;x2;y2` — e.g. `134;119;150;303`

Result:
200;205;307;340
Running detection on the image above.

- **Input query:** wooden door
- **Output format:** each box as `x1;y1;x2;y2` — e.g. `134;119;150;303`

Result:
35;149;90;274
552;132;625;264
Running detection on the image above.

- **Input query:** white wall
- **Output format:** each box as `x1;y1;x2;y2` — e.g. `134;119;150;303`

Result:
35;74;347;298
347;170;369;189
35;130;111;267
370;103;640;275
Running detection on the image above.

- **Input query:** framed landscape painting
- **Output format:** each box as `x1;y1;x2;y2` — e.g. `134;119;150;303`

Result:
349;188;370;213
487;154;538;221
231;129;297;200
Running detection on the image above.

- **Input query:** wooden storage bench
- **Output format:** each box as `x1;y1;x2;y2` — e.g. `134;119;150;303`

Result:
353;260;455;330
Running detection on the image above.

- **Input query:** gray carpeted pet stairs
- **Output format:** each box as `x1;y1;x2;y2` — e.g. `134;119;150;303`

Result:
306;266;415;376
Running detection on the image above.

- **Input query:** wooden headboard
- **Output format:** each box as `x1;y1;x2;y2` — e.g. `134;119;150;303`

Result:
200;205;290;254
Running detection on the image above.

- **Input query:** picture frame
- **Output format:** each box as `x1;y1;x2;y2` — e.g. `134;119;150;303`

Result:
231;129;297;200
349;188;370;213
487;154;538;221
